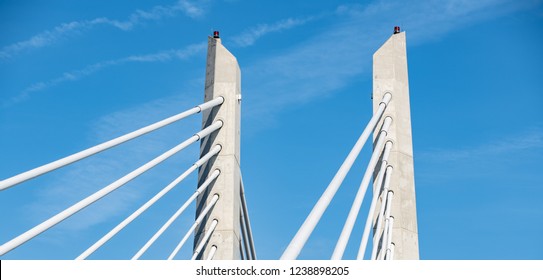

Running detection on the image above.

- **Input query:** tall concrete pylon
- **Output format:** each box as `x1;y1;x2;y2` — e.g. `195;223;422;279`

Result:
372;30;420;259
193;34;242;260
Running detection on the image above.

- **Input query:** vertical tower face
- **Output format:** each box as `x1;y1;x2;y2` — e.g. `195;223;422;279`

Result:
372;32;419;259
194;36;242;260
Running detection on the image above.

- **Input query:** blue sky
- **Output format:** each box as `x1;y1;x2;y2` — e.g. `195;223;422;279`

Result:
1;0;542;260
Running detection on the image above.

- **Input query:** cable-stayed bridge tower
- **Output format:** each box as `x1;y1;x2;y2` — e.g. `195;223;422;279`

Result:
281;27;419;260
371;29;419;260
193;33;254;260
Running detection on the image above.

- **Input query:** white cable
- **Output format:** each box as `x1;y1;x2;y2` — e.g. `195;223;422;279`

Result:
281;93;392;260
387;243;395;260
167;194;219;260
384;217;395;260
131;171;220;259
191;219;218;260
206;246;217;260
379;191;394;260
332;117;392;259
0;97;224;191
357;164;393;260
240;210;251;260
0;121;222;257
371;183;393;260
77;145;221;259
240;174;256;260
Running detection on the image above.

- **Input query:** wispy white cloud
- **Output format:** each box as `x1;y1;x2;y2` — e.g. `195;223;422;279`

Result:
4;42;206;107
27;93;201;232
414;128;543;185
231;17;315;47
5;12;315;107
7;0;536;126
418;129;543;163
5;0;540;257
0;92;202;257
0;89;205;260
0;0;203;59
242;0;539;123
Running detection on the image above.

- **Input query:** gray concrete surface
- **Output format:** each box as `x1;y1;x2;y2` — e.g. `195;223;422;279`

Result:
372;31;420;260
194;36;242;260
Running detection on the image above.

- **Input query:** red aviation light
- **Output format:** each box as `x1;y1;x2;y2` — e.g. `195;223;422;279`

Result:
213;31;220;38
394;26;400;34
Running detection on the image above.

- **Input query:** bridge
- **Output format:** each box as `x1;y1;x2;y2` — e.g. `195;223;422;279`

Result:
0;28;418;260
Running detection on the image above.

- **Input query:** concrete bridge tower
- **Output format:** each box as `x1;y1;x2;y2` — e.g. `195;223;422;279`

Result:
194;33;243;260
372;28;420;259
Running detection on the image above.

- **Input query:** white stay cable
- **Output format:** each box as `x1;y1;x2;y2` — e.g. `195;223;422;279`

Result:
0;97;224;191
378;191;394;260
240;174;256;260
384;216;395;260
206;246;217;260
357;164;393;259
331;117;392;260
0;121;222;257
131;170;220;259
281;93;392;260
371;185;394;260
77;145;221;259
167;194;219;260
191;219;218;260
